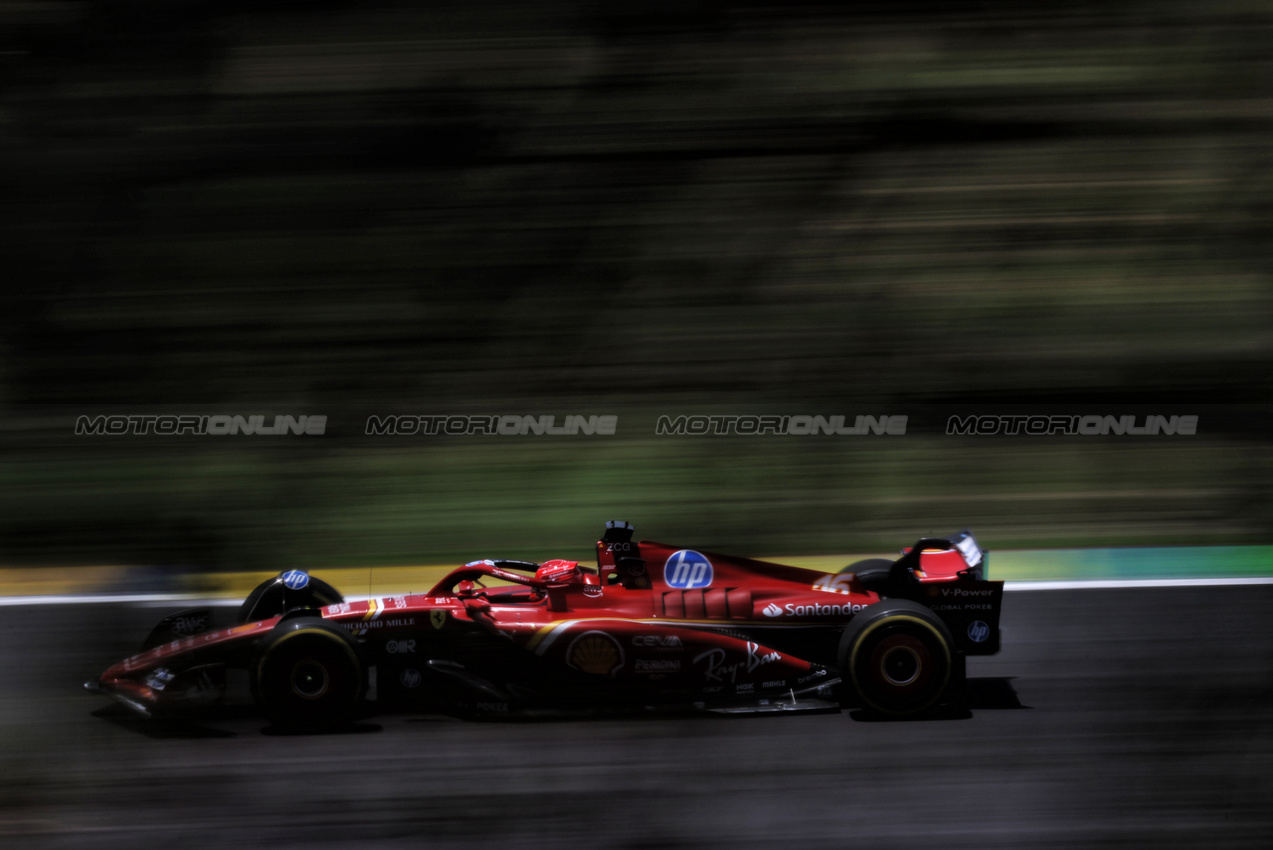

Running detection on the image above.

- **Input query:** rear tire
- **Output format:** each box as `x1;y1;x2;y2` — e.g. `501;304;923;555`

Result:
252;618;364;733
838;600;952;717
838;558;894;593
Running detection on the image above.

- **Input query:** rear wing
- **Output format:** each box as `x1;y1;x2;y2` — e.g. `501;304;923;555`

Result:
895;529;985;579
890;530;1003;656
889;529;985;588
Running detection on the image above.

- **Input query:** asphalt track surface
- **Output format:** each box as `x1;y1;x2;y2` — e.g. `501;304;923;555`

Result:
2;587;1270;849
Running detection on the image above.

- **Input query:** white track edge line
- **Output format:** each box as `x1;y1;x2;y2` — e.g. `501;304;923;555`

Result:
1003;577;1273;590
0;594;379;608
2;578;1273;606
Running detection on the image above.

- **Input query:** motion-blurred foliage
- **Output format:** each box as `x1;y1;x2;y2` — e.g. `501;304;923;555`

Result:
1;1;1270;568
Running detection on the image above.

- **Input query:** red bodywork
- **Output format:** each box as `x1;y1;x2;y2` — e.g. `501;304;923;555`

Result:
93;528;1000;718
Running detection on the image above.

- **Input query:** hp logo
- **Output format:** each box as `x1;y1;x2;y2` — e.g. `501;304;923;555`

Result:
967;620;990;643
664;550;714;589
281;570;310;590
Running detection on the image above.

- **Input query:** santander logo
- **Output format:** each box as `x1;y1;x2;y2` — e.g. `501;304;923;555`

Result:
761;600;867;618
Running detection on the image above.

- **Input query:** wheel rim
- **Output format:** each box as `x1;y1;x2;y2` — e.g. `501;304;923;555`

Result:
847;613;952;716
880;644;921;685
865;632;935;696
290;659;330;700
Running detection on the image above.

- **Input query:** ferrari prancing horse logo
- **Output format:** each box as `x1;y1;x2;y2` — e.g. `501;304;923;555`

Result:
430;610;447;629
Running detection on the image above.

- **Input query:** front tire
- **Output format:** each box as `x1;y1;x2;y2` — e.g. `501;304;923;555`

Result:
252;618;364;733
838;600;953;718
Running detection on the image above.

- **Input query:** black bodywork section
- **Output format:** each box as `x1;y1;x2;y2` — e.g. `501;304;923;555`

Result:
370;623;661;716
882;533;1005;656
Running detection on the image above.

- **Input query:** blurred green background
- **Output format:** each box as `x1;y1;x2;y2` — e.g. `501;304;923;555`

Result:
1;1;1270;571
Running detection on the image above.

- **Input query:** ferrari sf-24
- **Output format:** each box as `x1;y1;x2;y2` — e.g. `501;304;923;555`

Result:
86;522;1004;731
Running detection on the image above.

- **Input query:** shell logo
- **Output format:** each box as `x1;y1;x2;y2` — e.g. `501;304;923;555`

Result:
566;631;624;676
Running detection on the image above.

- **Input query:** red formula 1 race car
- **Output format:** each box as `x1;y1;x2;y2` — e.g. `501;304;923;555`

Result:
86;522;1004;731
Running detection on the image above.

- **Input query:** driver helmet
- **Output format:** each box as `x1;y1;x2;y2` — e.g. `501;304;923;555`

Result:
535;559;583;584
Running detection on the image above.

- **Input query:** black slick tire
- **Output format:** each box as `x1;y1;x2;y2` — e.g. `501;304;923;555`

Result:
252;617;364;733
838;558;894;593
838;599;953;718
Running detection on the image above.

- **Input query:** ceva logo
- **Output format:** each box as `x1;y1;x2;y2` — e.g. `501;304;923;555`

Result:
762;603;783;618
664;550;714;589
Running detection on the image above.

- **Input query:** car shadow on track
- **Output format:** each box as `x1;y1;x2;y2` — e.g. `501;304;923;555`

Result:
847;677;1029;722
967;676;1029;710
92;704;239;739
90;678;1029;734
91;704;383;738
260;721;383;737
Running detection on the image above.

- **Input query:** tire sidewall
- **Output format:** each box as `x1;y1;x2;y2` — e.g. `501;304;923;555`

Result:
839;600;953;717
254;619;364;732
838;558;895;592
838;558;895;575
